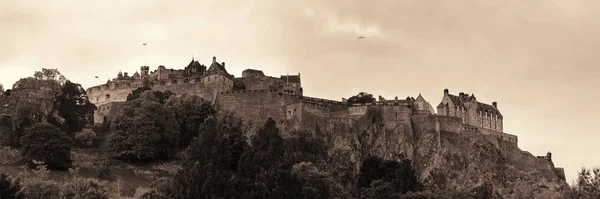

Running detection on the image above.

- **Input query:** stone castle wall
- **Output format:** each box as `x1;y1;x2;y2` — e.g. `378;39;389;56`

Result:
215;90;299;123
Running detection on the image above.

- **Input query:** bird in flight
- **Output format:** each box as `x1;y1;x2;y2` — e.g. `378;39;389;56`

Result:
357;36;366;39
95;76;99;79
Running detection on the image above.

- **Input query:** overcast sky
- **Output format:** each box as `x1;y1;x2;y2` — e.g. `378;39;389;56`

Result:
1;0;598;183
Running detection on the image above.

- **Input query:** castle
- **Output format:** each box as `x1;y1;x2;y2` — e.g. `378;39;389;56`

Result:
85;55;564;180
87;56;517;144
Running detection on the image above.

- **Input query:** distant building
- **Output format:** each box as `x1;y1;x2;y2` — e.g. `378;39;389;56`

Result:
436;89;503;132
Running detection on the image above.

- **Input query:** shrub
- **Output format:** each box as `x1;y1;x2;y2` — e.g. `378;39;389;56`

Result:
22;180;61;199
0;173;24;199
75;129;96;147
60;178;108;199
20;123;73;170
0;147;21;165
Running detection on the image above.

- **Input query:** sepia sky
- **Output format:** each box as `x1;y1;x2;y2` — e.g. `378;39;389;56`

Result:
1;0;599;183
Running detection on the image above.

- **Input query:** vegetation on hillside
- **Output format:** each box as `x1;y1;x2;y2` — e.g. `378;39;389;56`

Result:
0;68;581;198
347;92;376;105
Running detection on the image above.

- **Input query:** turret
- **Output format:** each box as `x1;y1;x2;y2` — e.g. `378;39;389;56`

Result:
140;66;150;76
493;102;497;108
444;88;449;95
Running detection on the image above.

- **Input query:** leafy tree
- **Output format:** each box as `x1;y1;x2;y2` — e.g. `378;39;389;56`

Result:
165;113;247;198
20;123;73;170
0;173;24;199
347;92;376;105
7;70;93;146
358;156;421;198
8;77;62;145
21;180;61;199
33;68;66;84
127;81;173;105
74;129;97;147
164;94;216;148
0;83;4;93
106;90;180;162
570;167;600;198
55;81;95;136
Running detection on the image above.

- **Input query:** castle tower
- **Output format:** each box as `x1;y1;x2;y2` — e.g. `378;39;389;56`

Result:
203;56;234;93
140;66;150;77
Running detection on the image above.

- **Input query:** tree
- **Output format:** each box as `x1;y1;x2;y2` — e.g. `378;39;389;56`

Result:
347;92;376;105
570;167;600;198
33;68;66;85
164;94;216;148
106;90;180;162
7;70;94;146
358;156;421;198
0;83;4;93
8;77;63;145
20;123;73;170
164;113;248;198
0;173;24;199
55;81;95;136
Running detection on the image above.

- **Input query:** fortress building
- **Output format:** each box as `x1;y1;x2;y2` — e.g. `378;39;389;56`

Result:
87;56;516;147
437;89;503;132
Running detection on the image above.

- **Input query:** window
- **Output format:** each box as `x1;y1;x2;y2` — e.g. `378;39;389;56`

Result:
105;94;110;100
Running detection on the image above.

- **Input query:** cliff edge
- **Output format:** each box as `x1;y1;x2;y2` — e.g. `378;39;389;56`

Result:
312;108;569;198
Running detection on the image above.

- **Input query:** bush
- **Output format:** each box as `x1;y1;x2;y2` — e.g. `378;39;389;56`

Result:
74;129;97;147
60;178;108;199
0;173;24;199
22;180;61;199
20;123;73;170
0;147;21;165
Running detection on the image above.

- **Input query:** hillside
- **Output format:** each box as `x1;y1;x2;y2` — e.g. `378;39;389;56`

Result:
309;107;569;198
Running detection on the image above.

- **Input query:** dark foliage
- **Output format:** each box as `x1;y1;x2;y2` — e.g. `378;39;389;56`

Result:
107;91;180;162
164;94;216;148
358;156;421;198
20;123;73;170
3;89;10;97
127;83;174;105
347;92;376;105
55;80;95;136
0;173;24;199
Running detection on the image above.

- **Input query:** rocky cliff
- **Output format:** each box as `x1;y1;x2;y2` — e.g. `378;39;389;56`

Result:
308;108;569;198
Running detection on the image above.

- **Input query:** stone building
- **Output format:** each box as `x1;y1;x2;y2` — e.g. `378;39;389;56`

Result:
413;94;435;115
436;89;503;132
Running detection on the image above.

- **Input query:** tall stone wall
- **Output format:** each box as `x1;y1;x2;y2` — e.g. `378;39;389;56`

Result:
215;90;299;123
94;102;126;124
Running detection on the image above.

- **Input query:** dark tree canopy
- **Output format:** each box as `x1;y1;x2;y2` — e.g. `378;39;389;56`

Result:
164;94;216;148
55;80;96;136
5;69;94;146
107;90;180;162
20;123;73;170
347;92;376;105
0;173;24;199
358;156;421;198
127;86;174;105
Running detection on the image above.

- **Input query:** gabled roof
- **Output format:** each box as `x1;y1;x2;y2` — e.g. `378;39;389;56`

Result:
477;102;503;118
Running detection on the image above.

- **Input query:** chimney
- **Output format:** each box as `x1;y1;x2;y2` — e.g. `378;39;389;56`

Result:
212;56;216;63
459;92;464;98
492;102;497;108
444;89;449;95
124;72;128;77
222;62;225;67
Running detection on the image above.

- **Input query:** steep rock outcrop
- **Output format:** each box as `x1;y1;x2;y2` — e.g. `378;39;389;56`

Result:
308;108;568;198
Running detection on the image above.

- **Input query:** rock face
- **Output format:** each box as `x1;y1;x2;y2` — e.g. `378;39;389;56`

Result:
310;108;568;198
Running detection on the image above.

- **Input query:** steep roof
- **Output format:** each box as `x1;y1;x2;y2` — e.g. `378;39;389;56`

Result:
477;102;503;118
280;75;300;84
